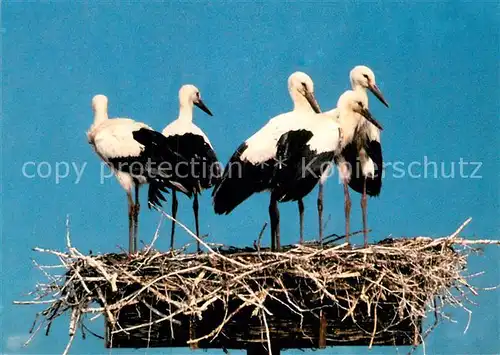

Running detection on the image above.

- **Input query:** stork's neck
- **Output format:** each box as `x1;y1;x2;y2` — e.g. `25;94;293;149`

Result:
351;86;370;107
350;77;365;90
92;110;108;126
338;110;364;147
178;101;194;122
290;90;314;112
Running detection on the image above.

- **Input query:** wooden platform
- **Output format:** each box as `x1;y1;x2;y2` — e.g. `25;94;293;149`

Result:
105;284;422;350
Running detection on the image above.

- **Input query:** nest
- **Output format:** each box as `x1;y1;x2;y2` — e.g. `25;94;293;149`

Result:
15;217;500;355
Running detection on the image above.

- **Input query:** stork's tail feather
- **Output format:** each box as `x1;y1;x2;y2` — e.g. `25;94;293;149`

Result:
204;162;223;190
348;175;382;196
344;139;383;197
212;178;256;215
147;180;169;209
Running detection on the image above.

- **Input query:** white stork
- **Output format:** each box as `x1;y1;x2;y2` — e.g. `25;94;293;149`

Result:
212;72;321;250
87;94;182;254
318;66;389;245
273;90;381;249
141;85;221;253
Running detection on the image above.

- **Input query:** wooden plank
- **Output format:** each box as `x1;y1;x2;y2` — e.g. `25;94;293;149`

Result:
105;295;422;349
319;310;327;348
189;316;198;350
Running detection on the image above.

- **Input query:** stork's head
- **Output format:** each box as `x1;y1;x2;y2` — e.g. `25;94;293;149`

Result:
179;84;213;116
337;90;383;130
92;94;108;113
350;65;389;108
288;71;321;113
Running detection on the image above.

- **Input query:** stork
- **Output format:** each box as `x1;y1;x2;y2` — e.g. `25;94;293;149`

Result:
317;66;389;245
140;85;221;253
87;94;183;253
273;90;381;249
212;72;321;250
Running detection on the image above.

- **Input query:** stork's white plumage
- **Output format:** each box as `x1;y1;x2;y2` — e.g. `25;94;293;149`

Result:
212;72;321;250
87;94;181;254
321;66;388;246
141;85;221;252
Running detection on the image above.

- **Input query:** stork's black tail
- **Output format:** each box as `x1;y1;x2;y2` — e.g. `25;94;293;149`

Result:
132;128;190;208
147;179;169;209
342;139;383;197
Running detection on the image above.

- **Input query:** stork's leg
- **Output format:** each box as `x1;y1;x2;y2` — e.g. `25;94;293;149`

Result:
317;183;324;244
193;193;201;253
133;184;140;253
127;192;134;254
170;190;178;250
269;193;280;251
361;178;368;247
269;196;276;251
298;199;304;244
343;181;352;245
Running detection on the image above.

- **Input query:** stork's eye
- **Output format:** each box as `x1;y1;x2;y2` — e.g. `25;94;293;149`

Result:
357;101;363;106
301;82;307;90
196;92;200;98
362;74;369;79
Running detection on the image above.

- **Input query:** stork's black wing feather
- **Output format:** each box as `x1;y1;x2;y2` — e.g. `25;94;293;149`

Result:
212;142;274;215
272;130;335;202
162;133;222;192
131;128;192;207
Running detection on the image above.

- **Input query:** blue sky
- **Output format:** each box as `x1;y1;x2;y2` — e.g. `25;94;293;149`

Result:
1;2;499;354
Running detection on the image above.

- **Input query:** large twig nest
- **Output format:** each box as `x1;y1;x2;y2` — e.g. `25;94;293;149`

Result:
14;218;500;354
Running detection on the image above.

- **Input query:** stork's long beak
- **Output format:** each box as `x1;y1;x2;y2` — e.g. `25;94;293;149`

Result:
194;99;213;116
369;83;389;108
355;106;383;131
304;90;322;114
